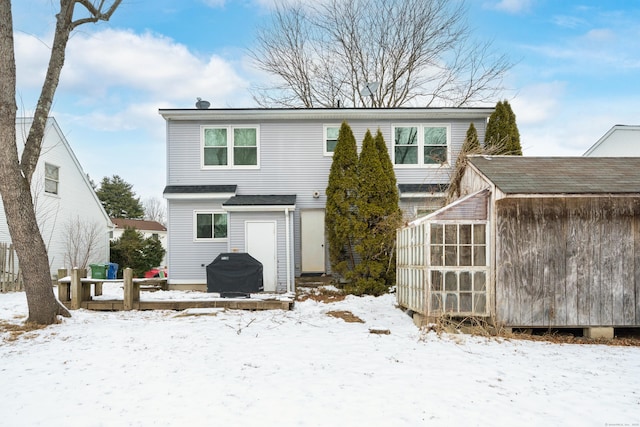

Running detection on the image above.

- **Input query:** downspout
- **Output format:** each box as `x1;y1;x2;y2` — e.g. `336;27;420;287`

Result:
285;208;292;293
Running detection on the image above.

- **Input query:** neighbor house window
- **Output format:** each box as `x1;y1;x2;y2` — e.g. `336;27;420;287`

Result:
44;163;59;195
428;222;488;315
195;212;228;240
393;124;450;167
324;125;340;155
202;126;259;168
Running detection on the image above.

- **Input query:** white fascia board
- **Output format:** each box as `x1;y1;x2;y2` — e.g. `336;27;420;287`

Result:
159;108;495;122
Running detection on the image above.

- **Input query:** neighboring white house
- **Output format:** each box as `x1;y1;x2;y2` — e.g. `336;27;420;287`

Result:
0;117;113;278
159;107;494;292
110;218;168;267
584;125;640;156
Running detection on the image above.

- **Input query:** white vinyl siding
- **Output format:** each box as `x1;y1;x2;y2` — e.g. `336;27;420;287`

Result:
6;118;112;277
165;116;488;282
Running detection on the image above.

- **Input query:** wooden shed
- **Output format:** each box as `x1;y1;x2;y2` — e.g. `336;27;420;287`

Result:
397;156;640;336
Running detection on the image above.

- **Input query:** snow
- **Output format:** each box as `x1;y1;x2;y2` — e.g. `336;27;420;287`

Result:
1;284;639;426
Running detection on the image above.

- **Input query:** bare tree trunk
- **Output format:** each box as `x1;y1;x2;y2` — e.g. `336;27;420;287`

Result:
0;0;121;325
0;0;68;323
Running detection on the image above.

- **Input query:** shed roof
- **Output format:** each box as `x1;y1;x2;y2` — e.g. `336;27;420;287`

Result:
468;156;640;194
223;195;296;206
111;218;166;232
163;185;237;194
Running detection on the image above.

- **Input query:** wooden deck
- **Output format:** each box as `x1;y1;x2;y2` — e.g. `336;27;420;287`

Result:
58;268;293;312
62;298;294;311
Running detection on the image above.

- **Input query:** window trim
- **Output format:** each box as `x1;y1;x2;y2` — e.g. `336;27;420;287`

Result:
44;162;60;195
193;210;229;242
201;125;260;169
391;123;451;168
323;124;341;156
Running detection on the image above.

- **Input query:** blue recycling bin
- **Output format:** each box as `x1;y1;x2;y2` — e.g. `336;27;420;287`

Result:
107;263;119;279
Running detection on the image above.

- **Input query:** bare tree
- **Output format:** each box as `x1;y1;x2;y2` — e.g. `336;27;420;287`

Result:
143;197;166;226
0;0;122;324
250;0;511;108
63;216;104;270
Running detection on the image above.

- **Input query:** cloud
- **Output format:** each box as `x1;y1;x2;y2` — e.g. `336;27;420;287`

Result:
14;32;51;89
201;0;227;7
551;15;587;29
61;29;247;103
487;0;533;14
15;28;250;112
519;93;640;157
510;81;565;124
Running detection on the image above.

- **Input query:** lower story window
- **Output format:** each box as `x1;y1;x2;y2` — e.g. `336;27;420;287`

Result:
195;212;228;240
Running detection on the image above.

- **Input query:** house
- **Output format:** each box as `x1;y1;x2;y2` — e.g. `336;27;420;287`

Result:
584;125;640;156
159;107;494;292
110;218;167;267
0;117;113;278
397;156;640;337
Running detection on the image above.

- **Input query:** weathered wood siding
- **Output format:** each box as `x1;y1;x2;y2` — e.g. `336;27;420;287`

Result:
496;197;640;327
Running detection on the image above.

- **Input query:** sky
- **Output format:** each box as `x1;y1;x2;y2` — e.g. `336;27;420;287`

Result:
1;284;639;425
10;0;640;201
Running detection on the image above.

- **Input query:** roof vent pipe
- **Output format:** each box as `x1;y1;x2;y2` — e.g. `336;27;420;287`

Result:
195;98;210;109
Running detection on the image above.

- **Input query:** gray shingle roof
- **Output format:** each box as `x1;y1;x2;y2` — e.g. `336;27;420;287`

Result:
163;185;237;194
223;195;296;206
468;156;640;194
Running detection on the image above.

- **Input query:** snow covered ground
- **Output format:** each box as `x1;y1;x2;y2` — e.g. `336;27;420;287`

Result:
0;284;638;427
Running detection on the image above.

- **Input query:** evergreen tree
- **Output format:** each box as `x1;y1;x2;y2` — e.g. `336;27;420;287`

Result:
484;100;522;155
96;175;145;219
325;121;359;278
447;123;483;202
464;122;481;152
110;228;165;278
374;129;396;187
504;100;521;155
347;130;402;296
373;129;401;287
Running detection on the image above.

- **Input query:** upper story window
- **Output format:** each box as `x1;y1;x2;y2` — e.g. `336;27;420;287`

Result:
195;211;228;241
324;125;340;155
44;163;59;195
202;126;259;168
393;124;450;167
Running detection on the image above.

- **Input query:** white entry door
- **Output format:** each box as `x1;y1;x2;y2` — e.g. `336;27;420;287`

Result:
246;221;277;292
301;210;325;273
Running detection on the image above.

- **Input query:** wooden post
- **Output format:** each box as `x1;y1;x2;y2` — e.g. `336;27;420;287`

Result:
57;268;70;303
80;269;91;302
70;268;83;309
123;268;138;310
94;281;103;296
